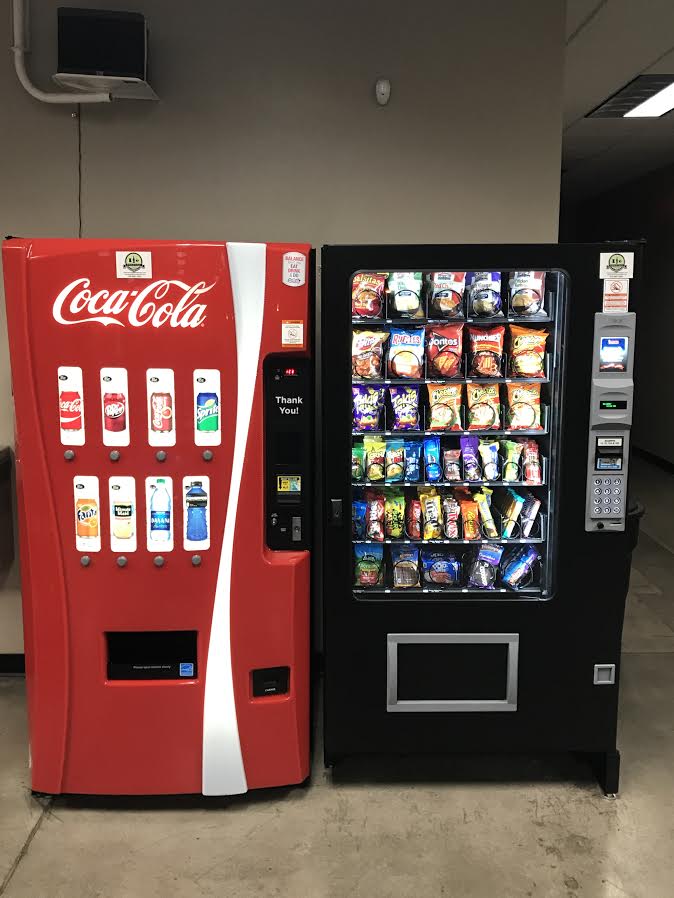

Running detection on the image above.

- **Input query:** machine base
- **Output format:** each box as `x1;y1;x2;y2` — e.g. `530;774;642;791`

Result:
586;749;621;796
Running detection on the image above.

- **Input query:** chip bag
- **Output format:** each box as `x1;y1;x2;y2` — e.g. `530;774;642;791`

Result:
418;487;442;540
352;272;385;319
426;323;464;378
506;383;541;430
501;440;523;482
352;500;367;539
364;489;385;541
466;271;502;317
478;440;500;480
385;490;405;539
467;383;501;430
509;271;545;316
389;385;420;431
427;272;466;318
388;272;423;318
354;544;384;586
388;327;425;378
421;549;462;585
509;325;548;377
364;436;385;481
461;435;481;481
427;383;463;431
391;544;420;587
521;439;542;484
424;436;443;482
404;440;422;482
352;384;385;431
467;325;505;377
385;440;405;482
352;443;366;481
352;329;388;378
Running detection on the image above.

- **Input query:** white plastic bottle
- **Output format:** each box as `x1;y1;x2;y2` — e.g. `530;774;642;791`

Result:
150;478;171;542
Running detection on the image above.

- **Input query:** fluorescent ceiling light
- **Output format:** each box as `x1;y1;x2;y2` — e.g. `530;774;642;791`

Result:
624;82;674;117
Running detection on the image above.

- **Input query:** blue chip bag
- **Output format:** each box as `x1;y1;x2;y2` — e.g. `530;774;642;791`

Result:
421;550;462;586
352;500;367;540
404;440;422;482
354;544;384;587
424;436;442;482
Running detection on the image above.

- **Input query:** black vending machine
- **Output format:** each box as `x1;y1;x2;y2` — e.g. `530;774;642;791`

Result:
320;243;642;794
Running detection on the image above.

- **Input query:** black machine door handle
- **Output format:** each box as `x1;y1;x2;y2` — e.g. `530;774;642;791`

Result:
330;499;344;525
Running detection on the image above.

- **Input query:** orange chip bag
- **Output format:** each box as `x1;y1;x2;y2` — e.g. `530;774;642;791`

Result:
509;325;547;377
352;273;385;318
506;383;542;430
427;383;463;431
352;329;388;378
466;383;500;430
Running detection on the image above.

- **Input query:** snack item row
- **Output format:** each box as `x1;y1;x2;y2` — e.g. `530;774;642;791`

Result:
352;485;542;542
352;382;544;431
351;271;546;320
352;324;548;380
353;436;542;485
353;542;541;590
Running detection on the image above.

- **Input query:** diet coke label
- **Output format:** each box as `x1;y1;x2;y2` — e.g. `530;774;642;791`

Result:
52;279;214;329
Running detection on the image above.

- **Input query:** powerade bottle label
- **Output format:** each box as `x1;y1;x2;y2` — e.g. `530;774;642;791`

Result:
151;511;170;533
196;392;219;432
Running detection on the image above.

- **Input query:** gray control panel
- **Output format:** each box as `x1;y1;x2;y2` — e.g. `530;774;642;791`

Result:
585;312;636;532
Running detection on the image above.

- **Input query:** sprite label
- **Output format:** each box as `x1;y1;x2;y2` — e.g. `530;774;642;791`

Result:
196;392;219;432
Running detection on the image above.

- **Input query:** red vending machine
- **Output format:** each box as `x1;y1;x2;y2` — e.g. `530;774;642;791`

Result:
2;239;312;795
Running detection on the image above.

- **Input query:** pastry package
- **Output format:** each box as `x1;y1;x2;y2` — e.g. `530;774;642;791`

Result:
423;436;443;482
352;443;366;481
443;448;461;481
389;384;420;431
427;272;466;318
388;272;423;318
467;325;505;377
506;383;541;430
388;327;425;378
391;544;420;588
405;497;422;539
466;271;502;317
385;490;405;539
467;383;501;430
427;383;463;431
466;544;504;589
421;549;462;586
509;271;545;317
352;329;388;378
352;500;367;539
385;440;405;482
363;436;385;481
354;544;384;586
426;323;464;378
501;440;523;482
460;435;481;481
520;490;542;538
418;487;443;540
364;489;385;541
478;440;500;480
404;440;422;482
509;325;548;377
520;439;542;484
459;497;480;540
352;272;386;319
442;494;461;539
502;545;540;589
475;491;498;539
352;384;385;431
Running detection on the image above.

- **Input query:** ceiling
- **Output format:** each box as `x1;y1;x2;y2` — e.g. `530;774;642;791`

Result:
563;0;674;201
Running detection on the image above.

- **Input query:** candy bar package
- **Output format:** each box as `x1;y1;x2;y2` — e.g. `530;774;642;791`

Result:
406;497;422;539
520;490;541;537
418;487;443;540
363;436;385;481
385;490;405;539
385;440;405;482
364;489;385;541
391;544;420;588
466;272;502;317
508;271;545;317
506;383;541;430
501;545;540;589
467;383;501;430
460;435;481;481
501;440;523;482
467;325;505;377
353;384;385;431
509;325;548;378
388;272;424;318
443;448;461;481
466;544;504;589
478;440;500;480
495;488;525;538
427;272;466;318
388;327;425;378
352;443;366;481
459;497;480;540
421;549;462;586
354;544;384;586
404;440;422;482
390;384;420;431
352;329;388;378
475;491;498;539
442;494;461;539
427;383;463;431
426;323;464;378
352;500;367;539
423;436;443;482
520;439;542;484
352;272;386;319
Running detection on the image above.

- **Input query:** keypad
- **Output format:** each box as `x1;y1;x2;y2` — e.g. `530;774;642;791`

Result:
590;473;625;518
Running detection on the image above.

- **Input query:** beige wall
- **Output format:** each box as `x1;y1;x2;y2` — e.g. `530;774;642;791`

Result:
0;0;565;650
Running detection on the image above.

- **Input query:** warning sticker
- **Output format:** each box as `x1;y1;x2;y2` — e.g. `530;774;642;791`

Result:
282;320;304;347
602;278;629;314
277;475;302;493
599;252;634;279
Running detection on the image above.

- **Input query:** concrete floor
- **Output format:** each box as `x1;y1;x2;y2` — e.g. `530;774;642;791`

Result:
1;458;673;898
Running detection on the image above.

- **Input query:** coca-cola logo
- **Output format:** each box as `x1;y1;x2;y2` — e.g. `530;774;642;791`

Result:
60;396;81;413
52;278;214;328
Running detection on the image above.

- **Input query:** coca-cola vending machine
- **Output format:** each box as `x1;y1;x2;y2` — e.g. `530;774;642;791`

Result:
2;239;312;795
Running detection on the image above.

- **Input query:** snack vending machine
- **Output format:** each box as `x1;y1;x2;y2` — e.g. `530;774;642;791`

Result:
321;243;642;794
3;238;312;795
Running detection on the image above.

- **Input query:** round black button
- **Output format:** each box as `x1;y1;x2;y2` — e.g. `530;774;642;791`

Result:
80;555;91;567
109;450;121;462
64;449;75;461
156;450;167;462
117;556;128;568
202;450;213;462
191;555;202;566
153;555;165;568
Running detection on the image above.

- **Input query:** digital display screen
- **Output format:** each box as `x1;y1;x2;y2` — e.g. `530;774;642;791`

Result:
599;337;628;372
596;456;622;471
600;400;628;410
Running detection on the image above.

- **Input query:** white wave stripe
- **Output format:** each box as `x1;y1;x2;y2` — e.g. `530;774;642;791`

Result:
202;243;266;795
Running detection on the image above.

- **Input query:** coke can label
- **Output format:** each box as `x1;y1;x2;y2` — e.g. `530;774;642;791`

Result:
60;391;82;430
